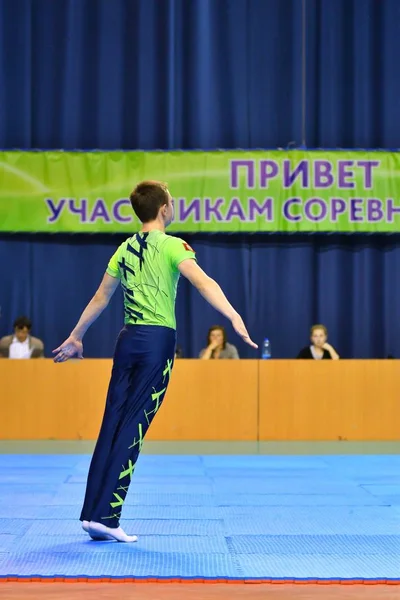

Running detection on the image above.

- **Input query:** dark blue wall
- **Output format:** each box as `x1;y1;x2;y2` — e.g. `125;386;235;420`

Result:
1;0;399;150
1;233;399;359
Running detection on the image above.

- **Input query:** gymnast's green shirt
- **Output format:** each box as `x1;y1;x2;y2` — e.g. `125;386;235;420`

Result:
106;230;196;330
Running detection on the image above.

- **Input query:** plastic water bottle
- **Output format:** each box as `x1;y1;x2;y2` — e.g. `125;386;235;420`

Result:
261;338;271;359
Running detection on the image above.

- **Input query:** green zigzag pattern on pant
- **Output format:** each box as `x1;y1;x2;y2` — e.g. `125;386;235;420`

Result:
101;358;173;522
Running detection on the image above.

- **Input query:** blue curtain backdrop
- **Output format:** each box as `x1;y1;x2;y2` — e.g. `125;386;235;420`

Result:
1;233;400;359
1;0;400;359
1;0;400;150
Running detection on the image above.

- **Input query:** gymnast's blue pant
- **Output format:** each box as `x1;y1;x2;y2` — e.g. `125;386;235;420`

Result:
80;325;176;528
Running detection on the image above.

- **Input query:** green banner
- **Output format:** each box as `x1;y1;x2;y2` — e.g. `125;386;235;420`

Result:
1;149;400;232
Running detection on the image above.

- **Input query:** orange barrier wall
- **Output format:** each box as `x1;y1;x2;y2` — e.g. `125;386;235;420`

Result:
258;360;400;441
0;359;398;441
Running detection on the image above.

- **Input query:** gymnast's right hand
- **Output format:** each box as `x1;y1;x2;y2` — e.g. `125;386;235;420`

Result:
53;336;83;363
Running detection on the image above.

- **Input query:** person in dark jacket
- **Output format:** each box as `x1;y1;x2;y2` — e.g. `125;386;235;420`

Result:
297;324;339;360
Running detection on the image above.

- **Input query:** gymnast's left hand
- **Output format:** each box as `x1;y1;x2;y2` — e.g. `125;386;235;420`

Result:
52;336;83;363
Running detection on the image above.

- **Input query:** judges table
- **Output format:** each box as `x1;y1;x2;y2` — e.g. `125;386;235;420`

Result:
0;359;398;441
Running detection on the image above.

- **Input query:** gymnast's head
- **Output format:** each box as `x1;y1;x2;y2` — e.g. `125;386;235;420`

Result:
129;181;174;227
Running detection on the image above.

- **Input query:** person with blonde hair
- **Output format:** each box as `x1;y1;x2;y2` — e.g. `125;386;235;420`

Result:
297;324;339;359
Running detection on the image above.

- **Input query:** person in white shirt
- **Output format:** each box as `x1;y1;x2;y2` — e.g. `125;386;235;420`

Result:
0;316;44;359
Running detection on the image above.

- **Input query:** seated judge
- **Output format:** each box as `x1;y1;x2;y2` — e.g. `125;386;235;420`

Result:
199;325;239;359
175;345;184;359
297;324;339;360
0;316;44;359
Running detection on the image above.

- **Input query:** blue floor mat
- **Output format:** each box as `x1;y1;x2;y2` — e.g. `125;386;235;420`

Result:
0;454;399;580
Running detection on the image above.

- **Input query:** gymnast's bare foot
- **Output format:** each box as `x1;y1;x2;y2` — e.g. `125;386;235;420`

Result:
82;519;113;541
88;521;138;543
